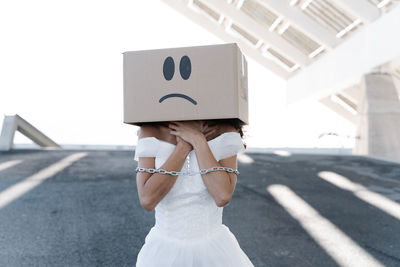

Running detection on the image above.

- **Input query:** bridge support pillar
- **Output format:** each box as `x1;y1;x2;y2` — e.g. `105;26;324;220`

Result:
354;73;400;161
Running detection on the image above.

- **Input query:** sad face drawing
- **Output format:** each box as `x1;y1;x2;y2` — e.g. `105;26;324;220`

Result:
159;55;198;105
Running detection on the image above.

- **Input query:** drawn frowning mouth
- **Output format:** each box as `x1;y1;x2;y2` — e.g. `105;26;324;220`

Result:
159;93;197;105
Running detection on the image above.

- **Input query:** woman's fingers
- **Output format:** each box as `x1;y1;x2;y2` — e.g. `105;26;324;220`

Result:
169;121;190;130
168;123;179;130
169;130;178;136
205;124;219;133
200;124;208;133
204;128;217;139
172;121;183;126
169;121;181;126
203;127;213;135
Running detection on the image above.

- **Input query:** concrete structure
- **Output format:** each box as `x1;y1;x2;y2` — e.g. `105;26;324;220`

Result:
0;114;60;151
161;0;400;161
354;73;400;161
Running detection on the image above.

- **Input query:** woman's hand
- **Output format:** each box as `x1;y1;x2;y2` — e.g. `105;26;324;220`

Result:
168;120;221;145
168;121;204;146
202;122;220;141
175;135;193;152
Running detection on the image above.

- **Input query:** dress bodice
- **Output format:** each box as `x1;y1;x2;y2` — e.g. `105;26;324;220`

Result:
134;132;245;240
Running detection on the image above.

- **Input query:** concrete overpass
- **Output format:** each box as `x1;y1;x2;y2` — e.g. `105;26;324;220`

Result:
161;0;400;162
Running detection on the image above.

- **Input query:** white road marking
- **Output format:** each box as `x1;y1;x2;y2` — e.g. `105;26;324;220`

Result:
267;184;384;267
237;153;254;164
0;153;87;209
0;160;22;172
273;150;292;157
318;171;400;220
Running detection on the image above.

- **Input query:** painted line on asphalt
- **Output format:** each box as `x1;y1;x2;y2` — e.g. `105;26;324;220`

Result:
267;184;384;267
0;153;87;209
318;171;400;220
0;160;22;172
237;153;254;164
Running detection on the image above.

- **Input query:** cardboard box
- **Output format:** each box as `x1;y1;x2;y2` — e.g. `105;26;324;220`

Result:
123;43;248;125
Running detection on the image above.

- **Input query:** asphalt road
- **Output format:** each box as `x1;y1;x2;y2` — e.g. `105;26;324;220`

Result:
0;149;399;266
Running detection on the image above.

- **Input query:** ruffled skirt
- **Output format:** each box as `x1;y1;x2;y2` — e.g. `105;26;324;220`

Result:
136;224;254;267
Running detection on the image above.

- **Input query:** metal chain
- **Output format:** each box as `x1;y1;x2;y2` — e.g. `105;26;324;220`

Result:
135;166;240;176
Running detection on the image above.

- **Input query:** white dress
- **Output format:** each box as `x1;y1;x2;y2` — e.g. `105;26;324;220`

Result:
134;131;254;267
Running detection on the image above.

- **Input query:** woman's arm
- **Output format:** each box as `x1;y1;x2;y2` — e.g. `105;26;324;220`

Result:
192;134;237;207
168;121;238;207
136;126;191;212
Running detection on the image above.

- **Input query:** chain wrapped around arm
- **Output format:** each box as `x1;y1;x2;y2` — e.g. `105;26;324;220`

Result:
135;166;240;176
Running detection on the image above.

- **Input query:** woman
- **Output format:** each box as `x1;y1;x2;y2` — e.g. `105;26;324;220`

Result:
134;118;254;267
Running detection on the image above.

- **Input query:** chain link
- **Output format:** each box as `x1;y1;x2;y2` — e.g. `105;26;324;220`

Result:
135;166;240;176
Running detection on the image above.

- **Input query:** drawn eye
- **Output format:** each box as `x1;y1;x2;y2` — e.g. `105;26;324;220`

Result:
179;55;191;80
163;56;174;81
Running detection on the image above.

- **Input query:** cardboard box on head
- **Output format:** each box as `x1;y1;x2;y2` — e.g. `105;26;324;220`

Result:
123;43;248;126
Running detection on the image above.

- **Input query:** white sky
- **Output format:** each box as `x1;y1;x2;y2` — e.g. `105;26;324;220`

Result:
0;0;355;148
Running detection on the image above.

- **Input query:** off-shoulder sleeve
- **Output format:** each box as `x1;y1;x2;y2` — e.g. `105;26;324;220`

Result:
134;137;159;162
216;132;246;161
